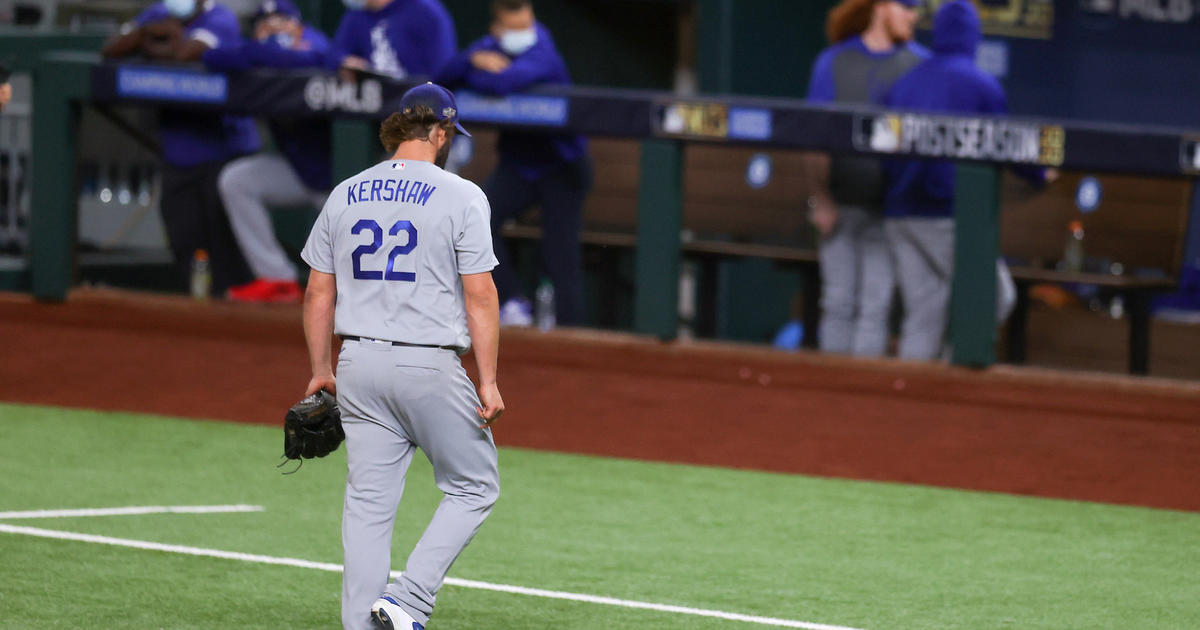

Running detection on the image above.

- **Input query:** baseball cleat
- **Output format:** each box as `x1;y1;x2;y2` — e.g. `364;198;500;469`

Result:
371;596;424;630
227;279;303;303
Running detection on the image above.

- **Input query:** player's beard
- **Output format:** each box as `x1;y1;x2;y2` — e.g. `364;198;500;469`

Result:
435;137;453;169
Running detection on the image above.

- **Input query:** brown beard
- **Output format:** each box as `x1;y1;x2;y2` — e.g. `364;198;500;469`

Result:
434;137;453;169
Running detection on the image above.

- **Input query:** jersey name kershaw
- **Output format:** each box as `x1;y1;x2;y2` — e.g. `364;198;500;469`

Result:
347;178;437;206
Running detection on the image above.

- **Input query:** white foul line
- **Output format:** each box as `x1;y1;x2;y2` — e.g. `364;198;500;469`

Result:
0;523;866;630
0;505;264;520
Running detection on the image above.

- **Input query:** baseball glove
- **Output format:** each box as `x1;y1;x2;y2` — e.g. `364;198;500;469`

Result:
283;390;344;462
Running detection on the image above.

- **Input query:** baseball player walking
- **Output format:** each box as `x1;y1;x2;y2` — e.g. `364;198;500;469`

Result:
301;83;503;630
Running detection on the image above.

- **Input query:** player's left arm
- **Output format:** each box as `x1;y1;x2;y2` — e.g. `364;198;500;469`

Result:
464;51;553;95
303;270;337;397
463;272;503;425
982;80;1052;186
172;7;241;63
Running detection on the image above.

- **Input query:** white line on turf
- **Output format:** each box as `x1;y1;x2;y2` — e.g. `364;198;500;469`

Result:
0;523;866;630
0;505;264;520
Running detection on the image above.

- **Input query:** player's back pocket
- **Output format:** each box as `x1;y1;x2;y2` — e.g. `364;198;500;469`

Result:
394;364;441;378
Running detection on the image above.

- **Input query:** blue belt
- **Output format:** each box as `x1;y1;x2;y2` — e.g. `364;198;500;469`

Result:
340;335;456;351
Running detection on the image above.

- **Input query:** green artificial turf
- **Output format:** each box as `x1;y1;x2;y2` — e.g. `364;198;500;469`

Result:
1;402;1197;629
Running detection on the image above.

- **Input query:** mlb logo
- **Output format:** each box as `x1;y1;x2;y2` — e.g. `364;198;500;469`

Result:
853;115;901;154
1182;139;1200;174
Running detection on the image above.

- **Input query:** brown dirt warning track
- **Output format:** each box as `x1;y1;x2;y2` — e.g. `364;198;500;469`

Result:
2;288;1199;512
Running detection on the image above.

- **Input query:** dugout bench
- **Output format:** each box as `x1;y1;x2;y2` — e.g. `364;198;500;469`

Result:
471;133;1194;373
26;54;1200;374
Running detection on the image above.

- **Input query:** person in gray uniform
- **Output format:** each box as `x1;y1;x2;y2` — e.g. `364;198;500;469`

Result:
300;82;504;630
804;0;926;357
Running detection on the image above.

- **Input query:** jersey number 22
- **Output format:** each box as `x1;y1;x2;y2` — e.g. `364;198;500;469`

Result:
351;219;417;281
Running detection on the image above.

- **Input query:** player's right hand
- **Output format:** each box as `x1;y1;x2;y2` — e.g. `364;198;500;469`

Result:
476;383;505;427
809;195;839;238
305;374;337;398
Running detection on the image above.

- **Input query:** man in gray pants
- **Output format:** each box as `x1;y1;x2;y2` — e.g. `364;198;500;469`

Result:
804;0;925;356
301;83;504;630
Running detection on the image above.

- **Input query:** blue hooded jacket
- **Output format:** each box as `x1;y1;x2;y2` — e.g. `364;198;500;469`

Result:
882;0;1008;218
437;23;587;180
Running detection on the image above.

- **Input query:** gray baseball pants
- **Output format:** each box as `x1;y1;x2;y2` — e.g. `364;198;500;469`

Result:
886;217;1016;360
818;205;894;357
217;154;328;282
336;340;500;629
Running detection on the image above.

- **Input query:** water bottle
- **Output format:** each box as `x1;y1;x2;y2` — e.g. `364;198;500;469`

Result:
190;249;211;301
535;279;556;332
1062;220;1085;273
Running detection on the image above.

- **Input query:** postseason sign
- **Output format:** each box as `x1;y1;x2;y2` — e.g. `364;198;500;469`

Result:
853;113;1066;167
920;0;1055;39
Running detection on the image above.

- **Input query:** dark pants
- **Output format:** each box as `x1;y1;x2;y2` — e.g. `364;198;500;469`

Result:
161;160;253;296
485;157;592;326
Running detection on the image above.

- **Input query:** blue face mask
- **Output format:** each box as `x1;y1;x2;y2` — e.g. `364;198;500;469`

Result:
499;27;537;56
343;0;367;9
164;0;196;18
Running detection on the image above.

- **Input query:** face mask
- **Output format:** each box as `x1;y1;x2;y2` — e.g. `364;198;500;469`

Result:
343;0;367;9
268;32;295;48
499;27;537;56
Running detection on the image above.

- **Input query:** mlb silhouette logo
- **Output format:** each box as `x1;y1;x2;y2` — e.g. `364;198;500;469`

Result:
853;115;902;154
1183;139;1200;174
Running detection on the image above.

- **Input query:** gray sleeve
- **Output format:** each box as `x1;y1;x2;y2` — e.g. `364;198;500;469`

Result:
301;198;336;274
456;192;498;275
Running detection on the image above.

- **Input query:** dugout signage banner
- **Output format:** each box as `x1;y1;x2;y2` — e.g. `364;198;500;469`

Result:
89;62;1197;176
920;0;1055;39
651;101;774;142
1079;0;1200;24
852;113;1066;167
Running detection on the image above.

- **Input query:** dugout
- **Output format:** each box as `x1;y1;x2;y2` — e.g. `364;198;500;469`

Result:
8;0;1200;376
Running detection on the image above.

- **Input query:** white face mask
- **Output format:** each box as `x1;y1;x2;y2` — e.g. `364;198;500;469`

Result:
266;32;295;48
343;0;367;9
164;0;196;18
499;27;537;56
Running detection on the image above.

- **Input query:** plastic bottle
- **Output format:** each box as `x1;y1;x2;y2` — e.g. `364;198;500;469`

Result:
535;279;556;332
1063;220;1085;273
190;249;211;301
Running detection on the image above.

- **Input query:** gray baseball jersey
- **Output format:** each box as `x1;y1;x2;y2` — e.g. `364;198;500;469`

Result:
301;157;502;630
301;159;498;350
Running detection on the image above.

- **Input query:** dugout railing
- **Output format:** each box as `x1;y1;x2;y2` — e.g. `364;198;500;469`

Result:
26;52;1200;372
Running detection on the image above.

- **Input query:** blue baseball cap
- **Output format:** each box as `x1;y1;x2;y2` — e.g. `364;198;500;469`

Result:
398;82;471;137
894;0;922;7
254;0;301;22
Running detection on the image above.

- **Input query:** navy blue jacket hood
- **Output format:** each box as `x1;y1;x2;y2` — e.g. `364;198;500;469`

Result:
881;0;1037;219
932;0;981;57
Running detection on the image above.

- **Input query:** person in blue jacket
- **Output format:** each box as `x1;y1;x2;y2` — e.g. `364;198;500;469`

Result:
102;0;261;296
437;0;591;326
882;0;1051;360
804;0;925;357
203;0;334;303
332;0;457;79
